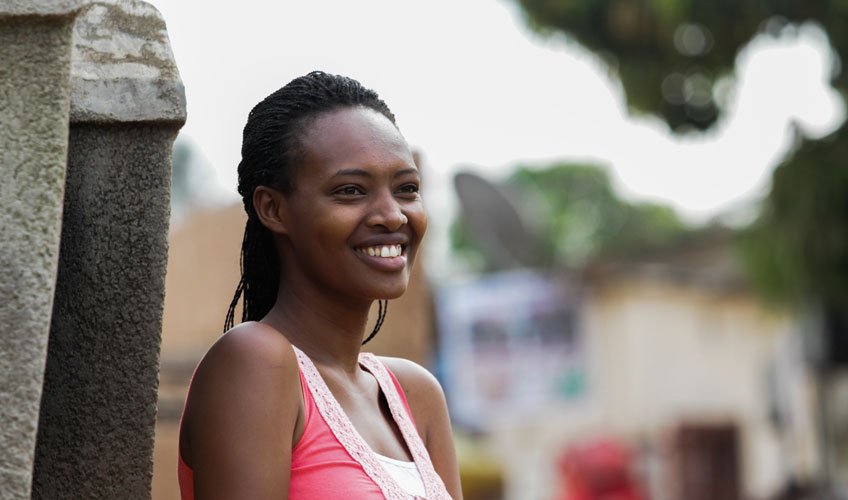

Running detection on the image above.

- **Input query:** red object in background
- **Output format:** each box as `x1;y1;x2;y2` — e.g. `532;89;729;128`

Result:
552;438;645;500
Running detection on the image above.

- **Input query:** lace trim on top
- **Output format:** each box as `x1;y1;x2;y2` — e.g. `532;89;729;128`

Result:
358;353;452;500
292;346;452;500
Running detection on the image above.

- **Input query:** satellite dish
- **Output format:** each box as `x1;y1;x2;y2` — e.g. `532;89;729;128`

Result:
454;171;541;269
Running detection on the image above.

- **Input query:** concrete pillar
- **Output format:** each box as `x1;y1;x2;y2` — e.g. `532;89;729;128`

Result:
30;1;186;498
0;1;85;497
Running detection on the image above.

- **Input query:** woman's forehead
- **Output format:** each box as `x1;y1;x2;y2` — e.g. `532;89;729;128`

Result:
298;107;415;175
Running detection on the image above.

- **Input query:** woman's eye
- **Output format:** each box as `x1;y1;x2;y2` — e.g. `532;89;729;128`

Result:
398;184;420;195
335;185;363;196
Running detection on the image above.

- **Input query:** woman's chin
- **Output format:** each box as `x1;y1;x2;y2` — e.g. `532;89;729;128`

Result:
375;288;407;301
366;282;409;301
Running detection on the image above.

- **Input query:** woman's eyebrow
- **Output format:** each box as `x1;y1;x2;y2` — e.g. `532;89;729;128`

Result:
329;167;420;179
330;168;372;179
394;168;419;178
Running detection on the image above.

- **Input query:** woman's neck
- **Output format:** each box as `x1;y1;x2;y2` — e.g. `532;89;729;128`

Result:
261;285;373;374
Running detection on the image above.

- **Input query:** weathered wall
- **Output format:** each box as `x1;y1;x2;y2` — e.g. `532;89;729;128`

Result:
0;2;84;497
33;125;178;498
29;1;185;498
0;0;184;498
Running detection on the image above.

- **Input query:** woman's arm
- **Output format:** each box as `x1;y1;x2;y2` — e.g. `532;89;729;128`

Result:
383;358;464;500
181;323;302;499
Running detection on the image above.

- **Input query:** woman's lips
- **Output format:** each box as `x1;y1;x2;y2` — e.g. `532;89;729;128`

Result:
353;244;407;271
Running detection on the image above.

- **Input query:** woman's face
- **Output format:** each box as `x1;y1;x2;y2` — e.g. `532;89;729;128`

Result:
278;106;427;302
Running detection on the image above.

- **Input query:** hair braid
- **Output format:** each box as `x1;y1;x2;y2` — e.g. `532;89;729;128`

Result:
361;300;388;345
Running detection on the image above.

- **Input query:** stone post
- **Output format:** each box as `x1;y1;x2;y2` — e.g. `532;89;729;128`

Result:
30;1;186;498
0;1;85;498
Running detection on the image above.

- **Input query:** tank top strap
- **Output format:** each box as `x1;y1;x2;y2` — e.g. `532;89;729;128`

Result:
358;353;453;500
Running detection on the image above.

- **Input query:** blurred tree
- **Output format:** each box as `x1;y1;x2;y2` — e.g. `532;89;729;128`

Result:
738;123;848;308
511;0;847;131
451;163;694;271
509;0;848;311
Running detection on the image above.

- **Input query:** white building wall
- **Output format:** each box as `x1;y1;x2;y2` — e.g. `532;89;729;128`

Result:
490;274;808;500
587;277;801;498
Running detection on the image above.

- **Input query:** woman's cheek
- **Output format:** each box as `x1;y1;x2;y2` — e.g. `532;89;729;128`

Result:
411;204;427;237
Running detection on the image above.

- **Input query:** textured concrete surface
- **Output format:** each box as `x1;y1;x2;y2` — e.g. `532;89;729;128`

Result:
32;124;178;499
0;0;84;16
27;1;185;498
69;0;185;123
0;11;78;500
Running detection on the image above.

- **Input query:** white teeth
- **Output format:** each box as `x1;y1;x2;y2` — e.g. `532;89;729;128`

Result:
359;244;402;258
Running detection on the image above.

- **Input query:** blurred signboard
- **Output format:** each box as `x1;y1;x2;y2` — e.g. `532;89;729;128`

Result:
436;270;585;429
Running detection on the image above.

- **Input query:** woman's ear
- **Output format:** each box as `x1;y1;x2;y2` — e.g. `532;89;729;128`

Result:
253;186;289;235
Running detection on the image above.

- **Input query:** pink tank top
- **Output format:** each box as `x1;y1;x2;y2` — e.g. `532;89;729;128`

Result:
178;347;452;500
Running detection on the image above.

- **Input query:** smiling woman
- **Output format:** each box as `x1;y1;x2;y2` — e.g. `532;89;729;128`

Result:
177;72;461;500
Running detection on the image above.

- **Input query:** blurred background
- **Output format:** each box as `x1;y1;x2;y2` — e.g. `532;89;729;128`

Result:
148;1;848;499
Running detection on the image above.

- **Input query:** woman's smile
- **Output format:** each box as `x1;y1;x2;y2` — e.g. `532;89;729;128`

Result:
353;243;407;272
355;244;402;258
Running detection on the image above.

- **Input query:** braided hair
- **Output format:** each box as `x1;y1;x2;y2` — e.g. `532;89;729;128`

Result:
224;71;396;343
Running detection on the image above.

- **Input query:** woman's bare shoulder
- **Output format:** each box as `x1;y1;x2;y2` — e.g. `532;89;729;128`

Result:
377;356;442;394
183;321;302;496
376;356;447;428
185;320;300;418
203;322;294;367
186;321;300;428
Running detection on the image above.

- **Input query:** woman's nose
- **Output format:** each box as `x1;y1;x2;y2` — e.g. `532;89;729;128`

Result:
366;192;406;231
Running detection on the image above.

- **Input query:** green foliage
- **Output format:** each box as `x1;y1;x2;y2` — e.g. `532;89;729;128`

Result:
735;217;804;306
450;216;490;273
508;164;619;267
739;124;848;308
510;164;692;266
451;163;694;270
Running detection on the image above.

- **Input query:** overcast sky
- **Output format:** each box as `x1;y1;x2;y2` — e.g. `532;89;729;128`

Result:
149;0;844;273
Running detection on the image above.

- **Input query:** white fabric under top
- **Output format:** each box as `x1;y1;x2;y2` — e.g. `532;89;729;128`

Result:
374;454;427;497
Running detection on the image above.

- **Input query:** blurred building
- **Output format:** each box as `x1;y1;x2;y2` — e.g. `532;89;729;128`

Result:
436;234;818;500
581;237;816;500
